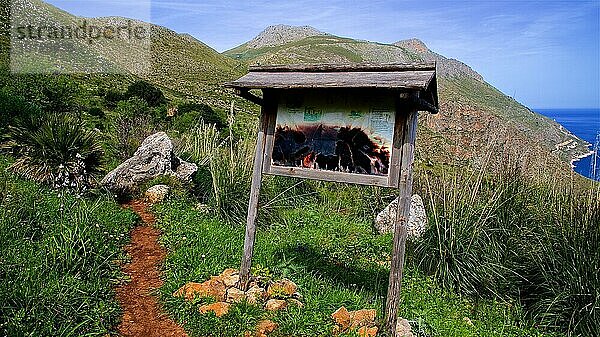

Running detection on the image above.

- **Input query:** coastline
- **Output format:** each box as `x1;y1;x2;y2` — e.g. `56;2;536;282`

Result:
570;150;595;169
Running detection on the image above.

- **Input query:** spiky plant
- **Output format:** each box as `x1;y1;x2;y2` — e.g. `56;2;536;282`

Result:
7;113;103;190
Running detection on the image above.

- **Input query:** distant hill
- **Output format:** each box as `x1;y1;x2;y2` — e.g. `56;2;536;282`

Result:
224;26;590;176
2;0;247;110
1;1;590;177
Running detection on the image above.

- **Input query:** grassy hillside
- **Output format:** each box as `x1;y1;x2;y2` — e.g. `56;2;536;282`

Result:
223;26;590;180
3;0;250;111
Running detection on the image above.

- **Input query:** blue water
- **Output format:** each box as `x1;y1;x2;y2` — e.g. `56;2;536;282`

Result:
535;108;600;181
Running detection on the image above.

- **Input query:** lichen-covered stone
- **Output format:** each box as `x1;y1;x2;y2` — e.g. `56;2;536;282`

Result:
375;194;427;238
101;132;197;194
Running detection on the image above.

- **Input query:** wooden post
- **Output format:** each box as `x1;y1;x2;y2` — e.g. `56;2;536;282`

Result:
239;92;273;290
384;108;418;335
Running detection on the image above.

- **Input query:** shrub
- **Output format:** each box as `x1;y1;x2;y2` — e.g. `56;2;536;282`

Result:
175;102;227;129
125;80;166;107
0;88;42;135
6;113;103;190
115;97;149;118
111;111;157;161
87;106;105;118
104;88;125;107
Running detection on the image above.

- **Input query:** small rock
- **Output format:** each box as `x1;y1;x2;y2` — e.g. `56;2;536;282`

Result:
265;299;287;311
332;306;351;331
173;279;227;301
245;285;265;304
167;106;178;117
357;326;378;337
396;318;414;337
199;302;230;317
287;298;304;308
222;273;240;288
144;184;170;204
173;282;202;301
463;316;474;326
375;194;427;239
349;309;377;330
267;278;297;298
220;268;238;277
256;320;278;337
226;287;246;303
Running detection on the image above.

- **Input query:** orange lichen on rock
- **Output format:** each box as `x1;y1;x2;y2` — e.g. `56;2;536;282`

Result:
199;302;231;317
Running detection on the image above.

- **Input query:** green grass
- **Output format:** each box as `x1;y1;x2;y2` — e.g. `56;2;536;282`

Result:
154;192;547;337
0;155;138;336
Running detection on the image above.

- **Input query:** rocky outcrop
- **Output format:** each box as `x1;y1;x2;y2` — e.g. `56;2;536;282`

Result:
375;194;427;238
394;38;484;81
246;25;327;49
101;132;197;194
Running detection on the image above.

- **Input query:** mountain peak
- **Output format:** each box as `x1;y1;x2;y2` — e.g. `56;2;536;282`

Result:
246;25;327;49
394;38;430;53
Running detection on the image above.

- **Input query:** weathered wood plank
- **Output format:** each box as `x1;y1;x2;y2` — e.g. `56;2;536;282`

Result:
248;62;436;73
261;93;278;174
234;88;263;106
384;108;418;335
225;71;435;90
266;165;391;187
239;91;275;289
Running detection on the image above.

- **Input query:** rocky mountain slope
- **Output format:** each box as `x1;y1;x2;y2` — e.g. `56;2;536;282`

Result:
1;0;589;177
224;26;590;176
245;25;328;49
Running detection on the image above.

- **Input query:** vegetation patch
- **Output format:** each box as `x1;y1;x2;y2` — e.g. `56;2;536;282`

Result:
0;155;138;336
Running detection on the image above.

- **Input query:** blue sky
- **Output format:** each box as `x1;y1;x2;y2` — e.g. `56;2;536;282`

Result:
46;0;600;109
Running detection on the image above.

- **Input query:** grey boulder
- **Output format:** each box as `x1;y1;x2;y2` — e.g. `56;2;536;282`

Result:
101;132;197;194
375;194;427;239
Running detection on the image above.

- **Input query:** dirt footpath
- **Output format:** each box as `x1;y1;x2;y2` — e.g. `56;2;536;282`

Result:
116;200;188;337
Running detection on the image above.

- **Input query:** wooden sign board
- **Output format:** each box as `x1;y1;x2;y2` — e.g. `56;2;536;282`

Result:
226;63;438;336
262;89;403;188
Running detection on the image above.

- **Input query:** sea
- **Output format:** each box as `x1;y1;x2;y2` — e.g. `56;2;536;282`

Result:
535;108;600;181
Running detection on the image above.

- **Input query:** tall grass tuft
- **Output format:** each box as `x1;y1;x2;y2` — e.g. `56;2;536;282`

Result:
412;166;600;336
179;119;254;224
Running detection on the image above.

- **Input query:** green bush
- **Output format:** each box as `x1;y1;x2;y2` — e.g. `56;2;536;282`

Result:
175;102;227;130
103;88;125;107
0;88;42;135
6;113;103;190
87;106;105;118
0;155;138;336
125;80;166;107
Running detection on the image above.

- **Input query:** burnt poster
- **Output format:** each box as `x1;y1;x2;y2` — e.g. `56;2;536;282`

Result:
272;91;395;176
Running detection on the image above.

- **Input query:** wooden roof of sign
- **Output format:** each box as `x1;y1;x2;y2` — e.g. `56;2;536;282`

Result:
225;62;439;113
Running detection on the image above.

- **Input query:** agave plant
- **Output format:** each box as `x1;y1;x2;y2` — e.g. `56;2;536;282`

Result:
7;113;103;190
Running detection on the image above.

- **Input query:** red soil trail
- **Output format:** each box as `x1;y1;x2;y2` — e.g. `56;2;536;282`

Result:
116;200;188;337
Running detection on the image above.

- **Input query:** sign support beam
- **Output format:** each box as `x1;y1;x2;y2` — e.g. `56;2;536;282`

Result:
238;93;273;289
384;108;418;335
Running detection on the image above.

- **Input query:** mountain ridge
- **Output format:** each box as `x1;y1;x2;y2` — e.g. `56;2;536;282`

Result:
223;25;590;176
1;4;590;178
